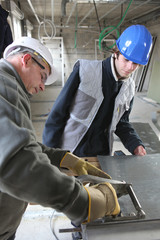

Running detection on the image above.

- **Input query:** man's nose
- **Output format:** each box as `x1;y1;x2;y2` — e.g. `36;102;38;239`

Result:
127;61;134;70
39;83;45;92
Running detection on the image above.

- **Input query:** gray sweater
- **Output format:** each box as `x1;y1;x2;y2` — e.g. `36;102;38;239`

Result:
0;59;88;240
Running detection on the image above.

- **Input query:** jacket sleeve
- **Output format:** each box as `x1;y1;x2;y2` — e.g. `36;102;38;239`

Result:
43;62;80;148
115;98;145;154
39;142;67;167
0;123;88;225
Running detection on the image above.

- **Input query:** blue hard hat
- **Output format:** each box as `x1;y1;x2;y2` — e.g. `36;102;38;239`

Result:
116;25;152;65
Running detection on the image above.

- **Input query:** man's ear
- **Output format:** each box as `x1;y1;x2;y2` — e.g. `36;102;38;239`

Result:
114;52;118;60
21;54;32;67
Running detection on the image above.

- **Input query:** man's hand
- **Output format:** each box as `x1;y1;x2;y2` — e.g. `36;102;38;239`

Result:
60;152;111;179
84;182;120;222
134;145;146;156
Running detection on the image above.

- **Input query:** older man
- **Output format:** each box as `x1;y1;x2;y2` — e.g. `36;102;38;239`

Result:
0;37;120;240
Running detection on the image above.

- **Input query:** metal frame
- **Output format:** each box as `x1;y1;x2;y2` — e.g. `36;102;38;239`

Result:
42;37;64;86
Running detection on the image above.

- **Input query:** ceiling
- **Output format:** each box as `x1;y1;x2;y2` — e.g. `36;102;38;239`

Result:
3;0;160;35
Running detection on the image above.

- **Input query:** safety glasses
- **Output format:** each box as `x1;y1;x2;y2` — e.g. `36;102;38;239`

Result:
32;57;45;70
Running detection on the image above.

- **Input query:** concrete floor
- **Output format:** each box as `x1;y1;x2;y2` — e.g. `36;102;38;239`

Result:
15;88;160;240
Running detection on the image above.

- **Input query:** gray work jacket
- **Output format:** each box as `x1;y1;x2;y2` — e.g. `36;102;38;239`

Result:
0;59;88;240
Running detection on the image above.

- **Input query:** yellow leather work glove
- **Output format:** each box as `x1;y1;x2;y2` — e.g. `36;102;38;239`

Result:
84;182;120;222
60;152;111;179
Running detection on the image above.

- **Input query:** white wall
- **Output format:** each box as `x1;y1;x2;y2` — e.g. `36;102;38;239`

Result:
146;24;160;103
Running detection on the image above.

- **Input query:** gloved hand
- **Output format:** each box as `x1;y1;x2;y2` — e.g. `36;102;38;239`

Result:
60;152;111;179
84;182;120;222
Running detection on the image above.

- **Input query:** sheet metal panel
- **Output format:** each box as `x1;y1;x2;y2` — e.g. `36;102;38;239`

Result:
98;153;160;220
81;219;160;240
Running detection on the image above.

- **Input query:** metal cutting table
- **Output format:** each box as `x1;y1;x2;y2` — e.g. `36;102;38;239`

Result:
80;153;160;240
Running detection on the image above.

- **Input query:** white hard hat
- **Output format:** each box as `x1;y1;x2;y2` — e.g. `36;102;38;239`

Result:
3;36;58;85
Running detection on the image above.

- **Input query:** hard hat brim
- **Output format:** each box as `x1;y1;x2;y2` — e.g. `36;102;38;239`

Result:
45;65;58;85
